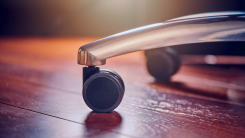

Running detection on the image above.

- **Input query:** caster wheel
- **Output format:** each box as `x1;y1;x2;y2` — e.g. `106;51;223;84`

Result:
145;47;180;81
83;68;124;113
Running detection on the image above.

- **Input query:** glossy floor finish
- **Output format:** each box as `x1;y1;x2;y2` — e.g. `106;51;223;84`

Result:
0;38;245;138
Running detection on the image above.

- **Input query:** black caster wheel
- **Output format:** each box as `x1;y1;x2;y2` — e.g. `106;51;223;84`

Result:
82;66;124;113
145;47;181;82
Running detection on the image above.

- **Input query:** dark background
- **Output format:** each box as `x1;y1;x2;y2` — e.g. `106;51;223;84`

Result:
0;0;245;37
0;0;245;55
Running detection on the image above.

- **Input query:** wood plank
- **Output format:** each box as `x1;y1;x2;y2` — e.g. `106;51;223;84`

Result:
0;103;126;138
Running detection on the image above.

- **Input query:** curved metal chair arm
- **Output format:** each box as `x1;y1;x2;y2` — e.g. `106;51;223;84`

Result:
78;11;245;66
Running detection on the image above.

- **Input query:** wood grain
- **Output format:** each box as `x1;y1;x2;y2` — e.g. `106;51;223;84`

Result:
0;103;126;138
0;38;245;138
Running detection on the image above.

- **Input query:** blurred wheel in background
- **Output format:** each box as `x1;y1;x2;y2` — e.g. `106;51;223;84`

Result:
145;47;180;82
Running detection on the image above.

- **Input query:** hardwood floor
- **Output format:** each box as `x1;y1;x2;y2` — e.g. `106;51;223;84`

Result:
0;38;245;138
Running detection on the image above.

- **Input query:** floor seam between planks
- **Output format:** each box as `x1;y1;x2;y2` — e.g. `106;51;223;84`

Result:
0;102;138;138
0;102;84;124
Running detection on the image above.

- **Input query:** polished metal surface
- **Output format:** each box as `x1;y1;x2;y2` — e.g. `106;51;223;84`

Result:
78;11;245;66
